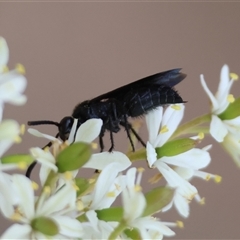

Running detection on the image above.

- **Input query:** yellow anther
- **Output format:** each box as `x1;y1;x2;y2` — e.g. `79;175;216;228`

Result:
14;135;22;143
17;161;27;170
198;132;204;140
214;175;222;183
91;142;98;149
171;104;181;110
160;125;168;134
230;72;239;81
114;183;121;191
134;184;142;192
200;197;205;205
64;171;73;180
76;200;84;211
88;178;95;184
205;174;211;181
137;167;145;173
31;181;39;190
20;124;25;135
15;63;26;74
176;221;184;228
72;183;79;191
43;146;49;152
227;94;235;103
106;191;116;197
148;173;163;184
11;212;22;221
43;186;51;194
2;65;9;73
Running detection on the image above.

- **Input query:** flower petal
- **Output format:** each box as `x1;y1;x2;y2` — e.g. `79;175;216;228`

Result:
75;119;103;143
210;115;228;142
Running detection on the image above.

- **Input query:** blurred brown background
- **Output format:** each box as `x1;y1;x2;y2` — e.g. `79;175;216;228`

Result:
1;2;240;239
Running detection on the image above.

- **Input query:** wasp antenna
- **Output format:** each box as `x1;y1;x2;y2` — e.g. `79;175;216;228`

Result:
28;120;60;127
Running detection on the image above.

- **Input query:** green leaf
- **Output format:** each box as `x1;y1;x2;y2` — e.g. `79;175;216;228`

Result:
218;97;240;120
124;228;142;239
96;207;123;222
56;142;92;173
1;154;34;164
75;177;90;197
31;217;58;236
156;138;197;158
142;186;174;216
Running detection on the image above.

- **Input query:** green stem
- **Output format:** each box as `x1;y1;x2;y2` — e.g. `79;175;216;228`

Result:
108;220;127;240
35;170;56;209
171;113;211;139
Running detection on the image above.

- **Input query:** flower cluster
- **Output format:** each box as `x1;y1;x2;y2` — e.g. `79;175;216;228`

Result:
0;36;239;239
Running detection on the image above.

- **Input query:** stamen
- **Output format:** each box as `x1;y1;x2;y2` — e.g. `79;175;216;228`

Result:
198;132;204;140
31;181;39;190
176;221;184;228
17;161;27;170
106;191;115;197
214;175;222;183
11;212;22;221
64;171;73;180
76;200;84;211
134;184;142;192
2;65;9;73
72;183;79;191
227;94;235;103
230;72;239;81
43;186;51;194
148;173;162;184
171;104;181;110
14;135;22;143
160;125;168;134
91;142;98;149
15;63;26;74
20;124;25;135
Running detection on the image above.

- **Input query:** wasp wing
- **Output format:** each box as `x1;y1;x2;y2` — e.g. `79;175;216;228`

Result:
90;68;186;102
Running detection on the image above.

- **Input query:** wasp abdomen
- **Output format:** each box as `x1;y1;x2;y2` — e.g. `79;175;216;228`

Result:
124;85;183;117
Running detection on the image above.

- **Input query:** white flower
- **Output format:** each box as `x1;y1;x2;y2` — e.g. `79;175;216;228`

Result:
80;162;127;211
0;120;24;171
81;210;118;239
200;64;238;142
0;37;27;121
1;174;83;239
220;117;240;166
146;106;213;217
120;168;176;239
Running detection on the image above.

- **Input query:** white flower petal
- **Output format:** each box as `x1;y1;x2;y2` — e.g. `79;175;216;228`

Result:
161;148;211;170
156;104;185;147
75;118;103;143
37;183;76;216
28;128;58;141
146;107;163;144
146;141;157;167
0;37;9;71
52;216;83;238
68;118;78;144
91;162;122;209
12;174;35;220
0;224;31;239
210;115;228;142
200;74;219;112
83;151;131;171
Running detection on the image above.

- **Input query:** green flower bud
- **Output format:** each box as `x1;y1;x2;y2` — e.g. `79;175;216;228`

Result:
56;142;91;173
31;217;58;236
1;154;34;164
218;97;240;120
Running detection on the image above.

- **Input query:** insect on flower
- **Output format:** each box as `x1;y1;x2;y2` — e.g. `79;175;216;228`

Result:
27;69;186;177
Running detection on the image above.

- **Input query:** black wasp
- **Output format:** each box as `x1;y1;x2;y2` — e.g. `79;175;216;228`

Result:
27;68;186;177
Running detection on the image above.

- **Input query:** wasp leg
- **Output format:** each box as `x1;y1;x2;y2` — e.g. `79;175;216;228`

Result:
108;115;115;152
120;115;136;152
26;139;54;179
99;127;105;152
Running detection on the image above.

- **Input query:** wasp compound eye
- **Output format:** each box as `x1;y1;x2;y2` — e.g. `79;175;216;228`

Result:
58;116;74;141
